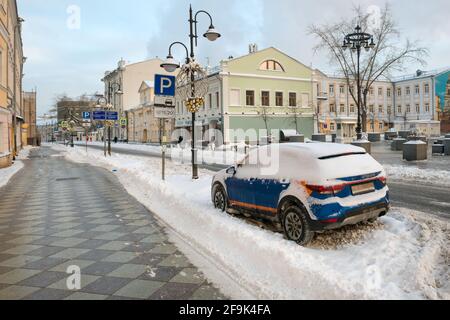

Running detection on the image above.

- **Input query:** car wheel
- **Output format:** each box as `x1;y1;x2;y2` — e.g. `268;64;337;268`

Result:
282;206;314;246
213;184;227;212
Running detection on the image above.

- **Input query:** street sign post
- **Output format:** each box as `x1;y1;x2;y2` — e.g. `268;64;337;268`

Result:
154;74;176;181
154;107;176;119
82;112;91;120
93;111;106;121
155;74;176;96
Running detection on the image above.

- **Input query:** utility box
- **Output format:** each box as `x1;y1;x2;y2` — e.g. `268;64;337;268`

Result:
391;138;407;151
403;141;427;161
351;141;372;154
444;138;450;156
368;133;381;142
311;134;327;142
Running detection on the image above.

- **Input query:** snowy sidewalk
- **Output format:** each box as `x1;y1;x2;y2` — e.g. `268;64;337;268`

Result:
51;143;450;300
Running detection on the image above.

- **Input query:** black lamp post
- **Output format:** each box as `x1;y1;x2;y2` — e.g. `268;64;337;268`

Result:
342;25;376;140
160;5;221;180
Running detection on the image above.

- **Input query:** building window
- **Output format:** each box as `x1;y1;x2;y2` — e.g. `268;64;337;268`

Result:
406;87;411;95
397;88;402;97
379;123;383;130
261;91;270;106
387;106;392;114
339;85;345;94
406;104;411;113
329;85;334;96
208;93;213;109
378;88;383;96
415;104;420;113
330;123;335;131
275;92;283;107
425;84;430;94
398;105;402;113
329;104;336;113
289;93;297;107
425;103;430;112
415;85;420;95
246;90;254;106
340;104;345;113
350;105;355;113
370;87;374;96
216;92;220;109
369;105;374;113
387;88;391;97
259;60;284;71
379;105;383;113
230;89;240;106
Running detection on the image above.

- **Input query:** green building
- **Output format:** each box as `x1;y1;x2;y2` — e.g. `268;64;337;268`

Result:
175;46;316;145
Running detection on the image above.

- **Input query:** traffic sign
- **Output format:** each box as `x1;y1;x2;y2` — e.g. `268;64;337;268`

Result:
82;112;91;120
106;111;119;121
155;74;176;96
93;111;106;121
155;107;175;119
155;96;175;107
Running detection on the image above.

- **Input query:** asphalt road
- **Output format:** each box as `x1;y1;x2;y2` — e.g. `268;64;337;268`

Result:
67;143;450;219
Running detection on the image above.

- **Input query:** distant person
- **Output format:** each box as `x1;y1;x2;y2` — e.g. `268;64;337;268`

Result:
114;137;118;143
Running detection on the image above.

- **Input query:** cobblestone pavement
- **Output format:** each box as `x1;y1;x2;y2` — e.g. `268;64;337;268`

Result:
0;147;227;300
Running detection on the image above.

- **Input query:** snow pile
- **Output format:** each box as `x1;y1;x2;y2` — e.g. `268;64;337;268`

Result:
384;164;450;187
53;144;450;300
0;161;24;188
17;146;37;160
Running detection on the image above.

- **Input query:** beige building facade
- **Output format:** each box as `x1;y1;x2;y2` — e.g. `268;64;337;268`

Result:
315;68;444;140
127;80;174;144
0;0;24;168
102;58;175;141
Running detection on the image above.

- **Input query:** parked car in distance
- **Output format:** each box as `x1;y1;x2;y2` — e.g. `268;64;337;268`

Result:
211;143;390;246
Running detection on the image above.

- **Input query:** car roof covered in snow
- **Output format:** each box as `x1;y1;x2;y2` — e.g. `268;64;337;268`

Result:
276;143;366;159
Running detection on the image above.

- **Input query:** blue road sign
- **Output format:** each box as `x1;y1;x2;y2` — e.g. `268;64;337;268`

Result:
155;74;176;97
93;111;106;121
106;111;119;121
82;112;91;120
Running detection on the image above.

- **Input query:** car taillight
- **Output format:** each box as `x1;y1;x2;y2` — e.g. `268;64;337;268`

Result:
306;184;345;195
379;176;387;186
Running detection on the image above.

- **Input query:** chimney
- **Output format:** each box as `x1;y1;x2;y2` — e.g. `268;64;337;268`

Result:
248;43;258;54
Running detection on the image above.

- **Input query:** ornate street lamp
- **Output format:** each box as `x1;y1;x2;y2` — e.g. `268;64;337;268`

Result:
342;25;376;140
160;5;221;180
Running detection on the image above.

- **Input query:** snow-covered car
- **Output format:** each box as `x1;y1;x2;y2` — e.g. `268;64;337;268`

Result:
211;143;390;245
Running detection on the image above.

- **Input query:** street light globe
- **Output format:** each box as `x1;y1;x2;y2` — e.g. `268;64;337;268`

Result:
160;55;180;73
204;26;221;41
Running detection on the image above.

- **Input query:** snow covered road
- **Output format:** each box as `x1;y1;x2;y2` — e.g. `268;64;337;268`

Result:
50;144;450;300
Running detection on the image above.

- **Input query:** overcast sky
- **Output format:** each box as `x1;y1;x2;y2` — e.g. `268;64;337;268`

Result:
19;0;450;117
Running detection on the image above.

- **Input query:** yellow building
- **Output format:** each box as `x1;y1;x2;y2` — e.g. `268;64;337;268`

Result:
0;0;24;168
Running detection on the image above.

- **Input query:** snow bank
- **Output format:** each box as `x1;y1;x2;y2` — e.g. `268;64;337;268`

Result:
53;144;450;300
0;146;36;188
384;164;450;187
0;161;24;188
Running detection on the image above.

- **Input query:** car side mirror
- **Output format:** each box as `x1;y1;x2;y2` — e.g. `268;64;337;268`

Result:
226;167;237;175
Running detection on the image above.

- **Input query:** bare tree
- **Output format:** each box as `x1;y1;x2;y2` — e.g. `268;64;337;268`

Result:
258;106;270;133
309;4;427;133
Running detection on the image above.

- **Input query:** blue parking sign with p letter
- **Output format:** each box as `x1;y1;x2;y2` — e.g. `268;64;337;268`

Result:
155;74;176;97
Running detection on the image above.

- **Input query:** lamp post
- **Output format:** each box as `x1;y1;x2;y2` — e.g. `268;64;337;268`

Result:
97;82;122;156
160;5;221;180
342;25;375;140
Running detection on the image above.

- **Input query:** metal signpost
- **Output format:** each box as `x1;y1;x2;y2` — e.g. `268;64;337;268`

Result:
154;74;176;181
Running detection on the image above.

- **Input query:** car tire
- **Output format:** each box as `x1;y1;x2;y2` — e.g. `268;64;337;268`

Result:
212;184;227;212
282;205;314;246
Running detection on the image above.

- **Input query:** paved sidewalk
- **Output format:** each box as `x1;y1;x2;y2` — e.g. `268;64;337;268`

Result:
0;147;226;300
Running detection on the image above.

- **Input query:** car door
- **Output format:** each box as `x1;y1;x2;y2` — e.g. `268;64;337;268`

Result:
252;178;290;216
225;164;257;211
